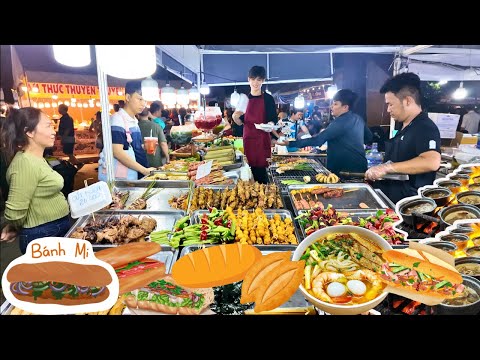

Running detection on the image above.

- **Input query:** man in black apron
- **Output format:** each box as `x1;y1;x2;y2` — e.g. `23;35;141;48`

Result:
365;72;441;204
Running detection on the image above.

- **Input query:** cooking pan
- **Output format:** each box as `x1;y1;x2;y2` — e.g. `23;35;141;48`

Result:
398;197;437;226
438;204;480;227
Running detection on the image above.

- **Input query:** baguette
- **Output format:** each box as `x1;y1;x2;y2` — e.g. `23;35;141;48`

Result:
118;264;166;295
383;249;462;284
124;276;214;315
172;243;262;288
95;242;161;268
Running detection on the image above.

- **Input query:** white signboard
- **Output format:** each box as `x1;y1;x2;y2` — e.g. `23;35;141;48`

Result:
429;112;461;139
68;181;113;218
195;160;213;180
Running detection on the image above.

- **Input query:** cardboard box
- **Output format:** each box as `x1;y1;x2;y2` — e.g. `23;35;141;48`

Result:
450;131;477;147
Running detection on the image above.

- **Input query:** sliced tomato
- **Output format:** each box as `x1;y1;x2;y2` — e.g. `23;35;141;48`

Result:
331;295;353;304
116;262;164;278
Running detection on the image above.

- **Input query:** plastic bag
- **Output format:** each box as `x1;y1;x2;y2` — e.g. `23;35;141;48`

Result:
170;122;200;144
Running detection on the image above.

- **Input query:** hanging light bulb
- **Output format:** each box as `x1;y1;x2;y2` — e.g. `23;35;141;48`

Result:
109;103;113;110
117;91;123;96
70;102;76;107
96;45;156;79
176;85;189;107
200;83;210;95
189;86;199;101
89;102;94;108
438;80;448;85
70;98;76;103
63;100;69;106
96;101;101;107
21;84;28;92
230;88;240;107
453;82;467;100
141;76;160;101
44;102;51;108
161;83;176;106
32;86;39;93
326;84;338;99
52;101;57;108
32;101;38;108
38;102;44;109
294;94;305;109
52;45;91;67
52;94;58;100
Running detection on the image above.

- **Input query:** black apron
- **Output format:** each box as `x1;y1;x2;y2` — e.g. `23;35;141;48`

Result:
373;134;417;205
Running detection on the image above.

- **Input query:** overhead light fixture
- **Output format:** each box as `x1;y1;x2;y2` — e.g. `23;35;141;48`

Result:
38;102;44;109
161;83;176;106
52;94;58;100
95;45;156;79
452;81;467;100
141;76;160;101
200;83;210;95
176;85;189;107
294;94;305;109
96;101;101;107
44;102;51;108
52;45;91;67
70;102;76;107
63;100;69;106
189;86;199;101
52;102;57;108
32;86;39;93
230;88;240;107
326;84;338;99
438;80;448;85
21;84;28;92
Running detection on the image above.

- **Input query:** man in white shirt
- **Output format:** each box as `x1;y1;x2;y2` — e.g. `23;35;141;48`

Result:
461;105;480;134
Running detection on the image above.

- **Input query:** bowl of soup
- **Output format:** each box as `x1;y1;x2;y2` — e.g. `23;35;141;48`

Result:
457;191;480;208
436;275;480;315
426;240;458;254
466;246;480;258
436;180;462;191
292;225;392;315
421;187;452;207
399;198;437;225
449;174;470;186
468;184;480;192
438;204;480;227
455;257;480;280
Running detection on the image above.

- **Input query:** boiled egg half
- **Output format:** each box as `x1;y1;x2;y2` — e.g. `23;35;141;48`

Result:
346;280;367;296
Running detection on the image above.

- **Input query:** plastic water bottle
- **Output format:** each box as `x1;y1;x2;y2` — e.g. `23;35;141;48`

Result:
366;142;383;168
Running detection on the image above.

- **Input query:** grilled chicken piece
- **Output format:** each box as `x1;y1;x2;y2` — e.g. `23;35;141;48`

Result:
139;217;157;233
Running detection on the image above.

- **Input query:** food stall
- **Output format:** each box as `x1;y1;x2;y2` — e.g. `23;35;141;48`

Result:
2;152;479;316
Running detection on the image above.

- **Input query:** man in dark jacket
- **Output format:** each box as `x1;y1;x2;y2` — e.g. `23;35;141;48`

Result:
277;89;368;175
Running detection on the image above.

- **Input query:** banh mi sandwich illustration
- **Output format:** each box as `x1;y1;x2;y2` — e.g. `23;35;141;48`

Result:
7;261;112;305
380;249;465;299
124;275;214;315
171;243;262;288
94;242;166;295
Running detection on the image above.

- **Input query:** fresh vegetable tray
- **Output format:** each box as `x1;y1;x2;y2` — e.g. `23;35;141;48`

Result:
190;209;302;245
287;183;389;215
65;211;185;249
113;180;193;213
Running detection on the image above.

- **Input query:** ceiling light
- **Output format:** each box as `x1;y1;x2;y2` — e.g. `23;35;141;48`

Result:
294;94;305;109
452;82;467;100
96;45;156;79
141;76;160;101
230;89;240;107
176;86;189;107
200;83;210;95
52;45;91;67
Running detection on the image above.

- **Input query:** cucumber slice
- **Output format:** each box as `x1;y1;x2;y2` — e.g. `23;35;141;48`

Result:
391;266;409;273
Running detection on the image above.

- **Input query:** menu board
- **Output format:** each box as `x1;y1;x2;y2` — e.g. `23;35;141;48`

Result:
429;113;461;139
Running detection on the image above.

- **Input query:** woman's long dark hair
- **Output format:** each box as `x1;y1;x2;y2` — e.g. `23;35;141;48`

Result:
0;107;42;165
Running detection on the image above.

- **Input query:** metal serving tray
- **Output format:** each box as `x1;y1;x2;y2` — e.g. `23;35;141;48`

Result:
113;180;193;213
190;209;302;245
65;210;184;248
179;244;308;309
287;183;388;215
195;172;239;186
141;171;190;181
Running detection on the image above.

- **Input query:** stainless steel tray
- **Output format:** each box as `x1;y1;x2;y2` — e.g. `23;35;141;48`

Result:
113;180;193;213
141;171;190;181
65;210;184;248
195;172;239;186
179;244;307;309
190;209;302;245
287;183;388;215
374;188;396;209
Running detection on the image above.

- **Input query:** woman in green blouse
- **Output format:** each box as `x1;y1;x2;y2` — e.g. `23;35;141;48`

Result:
0;107;71;254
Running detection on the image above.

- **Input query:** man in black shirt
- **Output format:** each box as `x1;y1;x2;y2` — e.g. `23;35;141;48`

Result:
366;73;441;204
58;104;82;167
277;89;368;175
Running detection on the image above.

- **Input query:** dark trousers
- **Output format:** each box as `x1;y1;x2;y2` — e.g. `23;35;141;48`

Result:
19;215;71;254
251;167;269;184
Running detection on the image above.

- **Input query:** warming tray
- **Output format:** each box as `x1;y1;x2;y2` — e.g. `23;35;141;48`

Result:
64;210;184;248
112;180;193;213
287;183;388;215
190;209;302;245
179;244;308;310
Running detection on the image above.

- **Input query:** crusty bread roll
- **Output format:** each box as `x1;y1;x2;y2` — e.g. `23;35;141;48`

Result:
95;242;161;268
383;249;462;284
172;244;262;288
7;262;112;287
119;265;166;295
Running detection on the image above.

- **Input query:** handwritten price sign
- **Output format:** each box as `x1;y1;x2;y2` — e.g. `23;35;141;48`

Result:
68;181;113;218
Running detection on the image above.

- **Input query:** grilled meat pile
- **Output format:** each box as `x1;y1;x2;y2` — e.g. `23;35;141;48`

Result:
69;215;157;245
